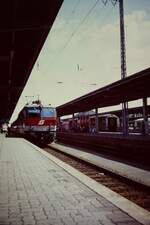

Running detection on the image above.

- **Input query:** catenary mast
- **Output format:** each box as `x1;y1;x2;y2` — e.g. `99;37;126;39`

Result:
102;0;128;134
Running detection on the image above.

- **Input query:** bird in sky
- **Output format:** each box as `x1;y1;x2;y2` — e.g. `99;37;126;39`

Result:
77;64;83;71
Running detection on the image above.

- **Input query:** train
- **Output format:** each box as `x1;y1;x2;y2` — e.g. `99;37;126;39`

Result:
133;118;150;134
58;111;120;133
8;101;57;144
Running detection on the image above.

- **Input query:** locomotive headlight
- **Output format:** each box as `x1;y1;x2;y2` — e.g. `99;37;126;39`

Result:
50;125;56;131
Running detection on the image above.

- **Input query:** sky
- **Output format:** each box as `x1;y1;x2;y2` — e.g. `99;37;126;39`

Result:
10;0;150;122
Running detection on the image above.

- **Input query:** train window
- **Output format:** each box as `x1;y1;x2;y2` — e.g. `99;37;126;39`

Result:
41;107;56;118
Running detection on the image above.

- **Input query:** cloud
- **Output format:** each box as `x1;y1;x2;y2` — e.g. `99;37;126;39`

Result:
125;11;150;73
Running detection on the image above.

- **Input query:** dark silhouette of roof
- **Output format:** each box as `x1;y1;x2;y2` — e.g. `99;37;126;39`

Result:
0;0;63;122
57;67;150;117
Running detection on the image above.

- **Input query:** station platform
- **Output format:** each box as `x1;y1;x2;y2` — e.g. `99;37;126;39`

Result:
0;135;150;225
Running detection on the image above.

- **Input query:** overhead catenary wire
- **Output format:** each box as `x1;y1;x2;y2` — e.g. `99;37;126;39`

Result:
71;0;81;15
60;0;101;52
59;0;118;54
41;0;102;75
41;0;118;76
102;0;118;6
63;0;81;27
55;0;118;63
35;0;81;74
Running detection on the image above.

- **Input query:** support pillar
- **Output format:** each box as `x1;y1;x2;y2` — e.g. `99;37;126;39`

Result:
95;108;99;133
142;97;149;135
122;102;128;135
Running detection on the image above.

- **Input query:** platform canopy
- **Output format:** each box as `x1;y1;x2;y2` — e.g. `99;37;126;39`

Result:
57;67;150;117
99;105;150;118
0;0;63;123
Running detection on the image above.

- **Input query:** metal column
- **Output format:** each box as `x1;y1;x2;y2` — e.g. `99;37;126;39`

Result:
142;97;149;135
95;108;99;133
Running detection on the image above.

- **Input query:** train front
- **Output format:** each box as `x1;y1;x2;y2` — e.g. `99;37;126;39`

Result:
25;105;57;144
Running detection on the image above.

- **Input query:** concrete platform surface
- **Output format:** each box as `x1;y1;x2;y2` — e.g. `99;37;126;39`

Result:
50;142;150;188
0;135;150;225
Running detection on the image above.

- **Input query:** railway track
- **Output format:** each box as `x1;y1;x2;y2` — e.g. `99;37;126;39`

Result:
56;132;150;166
43;146;150;212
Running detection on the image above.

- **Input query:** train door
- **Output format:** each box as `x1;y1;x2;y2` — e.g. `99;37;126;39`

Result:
98;116;106;131
108;117;117;131
89;117;96;133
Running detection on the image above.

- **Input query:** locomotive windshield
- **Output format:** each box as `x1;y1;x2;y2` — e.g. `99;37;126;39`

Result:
41;107;56;118
26;106;56;118
27;107;41;118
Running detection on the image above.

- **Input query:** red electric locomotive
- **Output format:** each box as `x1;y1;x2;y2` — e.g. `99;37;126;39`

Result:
8;100;57;144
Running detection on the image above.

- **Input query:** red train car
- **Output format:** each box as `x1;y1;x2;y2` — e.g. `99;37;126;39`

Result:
58;112;120;133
